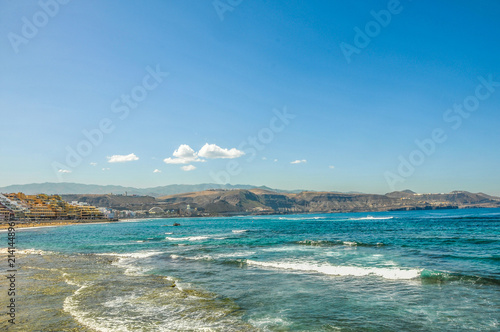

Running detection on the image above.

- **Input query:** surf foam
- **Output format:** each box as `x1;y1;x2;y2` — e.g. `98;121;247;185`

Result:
246;260;421;280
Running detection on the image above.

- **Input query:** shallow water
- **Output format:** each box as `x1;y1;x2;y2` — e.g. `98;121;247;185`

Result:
2;209;499;331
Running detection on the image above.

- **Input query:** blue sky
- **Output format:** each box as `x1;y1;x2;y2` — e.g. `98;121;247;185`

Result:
1;0;499;195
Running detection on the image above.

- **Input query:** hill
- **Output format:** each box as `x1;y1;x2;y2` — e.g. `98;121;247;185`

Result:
0;182;295;197
2;183;499;215
155;189;500;215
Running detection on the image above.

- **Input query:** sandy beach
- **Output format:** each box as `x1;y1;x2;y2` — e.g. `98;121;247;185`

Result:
0;219;117;230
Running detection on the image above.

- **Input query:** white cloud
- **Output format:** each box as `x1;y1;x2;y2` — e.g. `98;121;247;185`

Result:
90;162;97;166
153;169;161;173
107;153;139;163
58;169;72;173
164;143;244;164
181;165;196;171
163;157;189;164
262;157;267;160
198;143;244;159
102;168;110;171
329;165;335;169
173;144;196;159
291;159;307;164
164;144;203;164
274;159;278;162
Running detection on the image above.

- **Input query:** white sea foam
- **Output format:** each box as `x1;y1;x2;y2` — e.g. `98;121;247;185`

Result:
115;260;152;276
171;251;256;262
176;254;213;261
165;236;209;241
165;235;227;241
97;251;162;276
62;273;116;332
62;272;80;287
0;248;53;255
99;251;163;259
63;283;102;331
63;274;247;332
349;216;393;220
213;251;256;258
246;260;421;280
248;315;292;329
262;246;312;252
278;216;326;221
232;229;248;233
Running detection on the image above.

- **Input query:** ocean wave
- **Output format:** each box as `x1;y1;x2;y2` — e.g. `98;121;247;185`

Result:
165;236;210;241
278;216;327;221
63;283;96;330
296;240;385;247
417;214;500;222
349;216;394;221
171;254;214;262
245;260;421;280
98;251;163;259
248;315;292;329
420;269;500;286
165;235;229;241
171;251;256;262
232;229;249;233
94;251;163;275
62;263;252;331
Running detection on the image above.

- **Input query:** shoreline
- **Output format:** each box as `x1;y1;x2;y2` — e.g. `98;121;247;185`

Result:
0;219;118;230
2;206;499;232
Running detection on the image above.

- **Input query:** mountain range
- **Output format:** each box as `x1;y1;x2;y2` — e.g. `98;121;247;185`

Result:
0;182;299;197
155;189;500;214
2;183;499;215
57;189;500;215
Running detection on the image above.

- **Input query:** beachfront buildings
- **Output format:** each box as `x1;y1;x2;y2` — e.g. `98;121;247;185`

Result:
0;193;104;222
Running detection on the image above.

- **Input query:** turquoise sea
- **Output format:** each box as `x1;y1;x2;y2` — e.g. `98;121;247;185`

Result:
2;208;500;331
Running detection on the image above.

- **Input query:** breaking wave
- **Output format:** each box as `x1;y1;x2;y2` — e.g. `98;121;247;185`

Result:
245;259;421;280
296;240;386;247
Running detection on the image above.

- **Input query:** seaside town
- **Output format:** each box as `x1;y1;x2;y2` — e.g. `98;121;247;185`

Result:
0;192;197;226
0;193;107;223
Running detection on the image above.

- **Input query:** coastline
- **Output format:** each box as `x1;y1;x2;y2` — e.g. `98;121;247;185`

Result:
0;219;118;231
2;205;499;232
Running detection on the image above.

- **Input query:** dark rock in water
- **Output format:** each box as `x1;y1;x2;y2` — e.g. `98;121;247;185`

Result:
173;223;180;226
